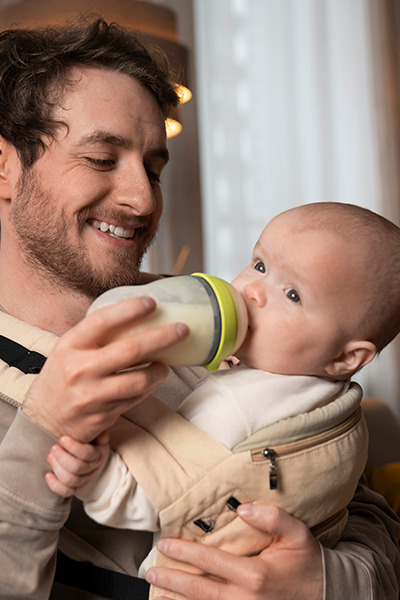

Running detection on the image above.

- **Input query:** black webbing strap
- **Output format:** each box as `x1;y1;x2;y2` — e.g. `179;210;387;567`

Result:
55;551;150;600
0;334;46;373
0;335;149;599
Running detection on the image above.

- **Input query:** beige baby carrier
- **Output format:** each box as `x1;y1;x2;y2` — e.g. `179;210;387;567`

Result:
0;311;368;600
110;382;368;600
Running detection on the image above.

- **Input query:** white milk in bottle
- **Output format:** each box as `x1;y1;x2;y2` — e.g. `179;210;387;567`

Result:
87;273;248;370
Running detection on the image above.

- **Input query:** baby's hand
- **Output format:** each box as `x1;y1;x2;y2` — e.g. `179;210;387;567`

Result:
46;430;110;497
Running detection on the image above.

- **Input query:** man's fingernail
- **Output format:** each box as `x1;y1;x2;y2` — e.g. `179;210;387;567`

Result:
176;323;189;338
157;539;168;554
237;503;255;517
142;297;155;310
145;569;156;584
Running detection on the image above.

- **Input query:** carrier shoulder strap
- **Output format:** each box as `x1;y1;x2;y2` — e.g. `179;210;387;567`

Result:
0;335;149;600
55;551;150;600
0;334;47;373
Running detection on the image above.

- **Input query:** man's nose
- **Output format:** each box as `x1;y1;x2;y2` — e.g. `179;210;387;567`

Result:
243;280;267;307
113;164;157;216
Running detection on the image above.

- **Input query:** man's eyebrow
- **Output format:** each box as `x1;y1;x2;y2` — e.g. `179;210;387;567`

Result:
147;146;170;163
76;132;169;162
78;132;132;148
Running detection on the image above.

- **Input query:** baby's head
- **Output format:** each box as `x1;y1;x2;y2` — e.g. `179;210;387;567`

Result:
231;202;400;380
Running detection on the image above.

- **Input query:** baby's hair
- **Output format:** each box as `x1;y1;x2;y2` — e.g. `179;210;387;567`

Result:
288;202;400;352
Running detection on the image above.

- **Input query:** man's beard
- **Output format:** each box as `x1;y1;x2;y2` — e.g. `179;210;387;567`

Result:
10;167;156;299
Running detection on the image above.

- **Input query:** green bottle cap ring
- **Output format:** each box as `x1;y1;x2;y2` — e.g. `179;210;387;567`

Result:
191;273;238;371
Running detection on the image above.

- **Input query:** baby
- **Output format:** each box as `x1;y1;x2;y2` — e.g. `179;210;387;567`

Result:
46;202;400;596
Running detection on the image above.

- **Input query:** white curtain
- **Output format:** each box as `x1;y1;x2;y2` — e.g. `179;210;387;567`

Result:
194;0;400;416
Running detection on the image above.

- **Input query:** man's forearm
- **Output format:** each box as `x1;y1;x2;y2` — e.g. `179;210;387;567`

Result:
0;409;71;599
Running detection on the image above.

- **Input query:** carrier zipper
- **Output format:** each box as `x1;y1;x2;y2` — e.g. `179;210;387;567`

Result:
251;406;362;490
261;448;278;489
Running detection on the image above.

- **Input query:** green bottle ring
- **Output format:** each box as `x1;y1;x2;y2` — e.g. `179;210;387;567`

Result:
191;273;239;371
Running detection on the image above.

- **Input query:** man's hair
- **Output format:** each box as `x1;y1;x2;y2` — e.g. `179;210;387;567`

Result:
292;202;400;352
0;17;179;168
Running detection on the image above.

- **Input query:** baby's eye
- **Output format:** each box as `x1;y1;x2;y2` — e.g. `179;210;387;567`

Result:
254;261;265;273
286;288;301;303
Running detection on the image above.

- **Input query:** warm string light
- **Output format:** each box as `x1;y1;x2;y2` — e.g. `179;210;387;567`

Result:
177;85;192;104
166;118;183;138
166;85;192;139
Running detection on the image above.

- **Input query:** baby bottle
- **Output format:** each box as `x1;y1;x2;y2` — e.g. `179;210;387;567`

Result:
87;273;248;371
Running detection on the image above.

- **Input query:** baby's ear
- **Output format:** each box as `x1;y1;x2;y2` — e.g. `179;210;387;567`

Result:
325;340;377;379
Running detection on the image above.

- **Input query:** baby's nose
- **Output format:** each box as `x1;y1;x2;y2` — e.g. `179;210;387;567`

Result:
244;281;267;307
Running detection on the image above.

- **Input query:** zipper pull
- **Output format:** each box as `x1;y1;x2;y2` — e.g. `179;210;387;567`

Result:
262;448;278;490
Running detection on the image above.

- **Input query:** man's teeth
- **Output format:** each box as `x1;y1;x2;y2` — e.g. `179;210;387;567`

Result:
90;220;135;239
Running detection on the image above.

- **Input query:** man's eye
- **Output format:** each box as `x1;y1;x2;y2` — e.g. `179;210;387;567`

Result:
286;288;301;303
85;157;115;169
146;170;161;184
254;261;265;273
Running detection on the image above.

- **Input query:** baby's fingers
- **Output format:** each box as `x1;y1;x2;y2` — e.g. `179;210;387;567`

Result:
45;471;77;498
54;434;109;475
46;448;89;485
47;443;89;476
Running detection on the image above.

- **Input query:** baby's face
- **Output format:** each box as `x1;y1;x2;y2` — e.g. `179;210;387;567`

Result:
231;210;364;377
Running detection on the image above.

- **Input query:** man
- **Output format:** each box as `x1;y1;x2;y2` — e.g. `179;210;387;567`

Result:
0;17;398;600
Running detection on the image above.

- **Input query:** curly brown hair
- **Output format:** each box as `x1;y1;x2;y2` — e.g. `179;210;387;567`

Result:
0;17;179;167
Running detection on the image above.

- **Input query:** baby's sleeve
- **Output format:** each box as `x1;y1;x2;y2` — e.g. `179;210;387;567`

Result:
78;449;160;532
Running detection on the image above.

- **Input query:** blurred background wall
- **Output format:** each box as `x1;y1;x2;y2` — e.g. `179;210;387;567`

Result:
0;0;400;416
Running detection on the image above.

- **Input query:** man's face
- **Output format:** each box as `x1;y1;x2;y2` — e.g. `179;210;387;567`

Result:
231;211;365;378
10;67;168;299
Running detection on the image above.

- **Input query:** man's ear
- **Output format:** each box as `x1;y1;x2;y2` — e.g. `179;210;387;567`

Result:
325;340;377;379
0;136;17;200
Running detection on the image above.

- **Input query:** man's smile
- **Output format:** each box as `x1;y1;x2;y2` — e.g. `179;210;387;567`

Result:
88;218;136;240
